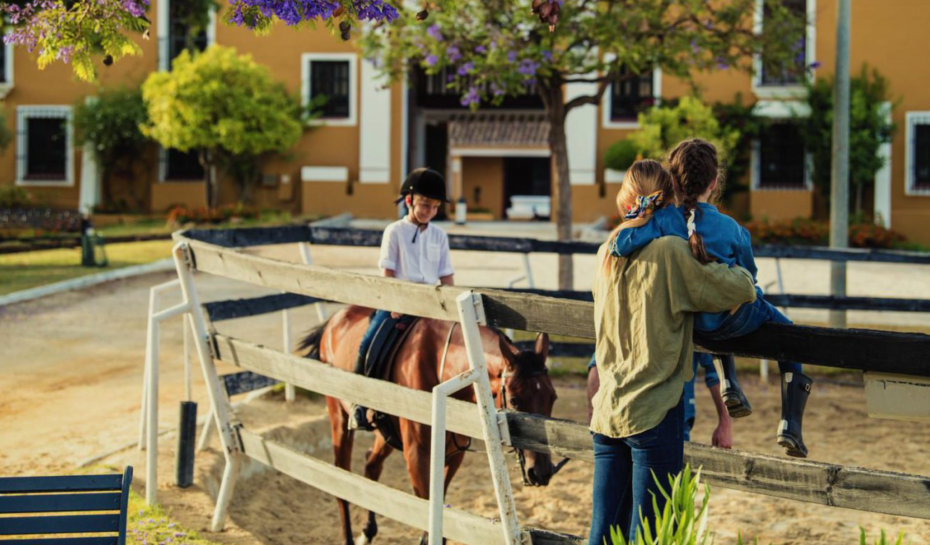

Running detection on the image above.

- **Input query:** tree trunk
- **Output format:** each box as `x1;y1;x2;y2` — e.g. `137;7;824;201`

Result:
200;149;217;210
547;85;573;291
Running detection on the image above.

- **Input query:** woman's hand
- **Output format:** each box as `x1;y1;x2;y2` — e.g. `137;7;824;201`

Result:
712;417;733;449
391;311;402;319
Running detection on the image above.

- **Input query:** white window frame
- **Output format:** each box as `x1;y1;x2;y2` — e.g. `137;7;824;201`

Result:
157;0;217;72
601;54;662;129
16;105;74;187
0;39;14;98
752;0;817;99
905;111;930;197
157;0;215;182
301;52;358;127
751;100;812;191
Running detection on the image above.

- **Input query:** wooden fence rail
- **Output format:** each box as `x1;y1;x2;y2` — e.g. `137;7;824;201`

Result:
213;333;930;537
180;225;930;264
186;239;930;378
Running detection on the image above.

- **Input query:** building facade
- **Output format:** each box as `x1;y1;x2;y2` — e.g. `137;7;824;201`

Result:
2;0;929;243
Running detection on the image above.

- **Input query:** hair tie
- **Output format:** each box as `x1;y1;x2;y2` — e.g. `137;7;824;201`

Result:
687;208;697;237
624;190;664;220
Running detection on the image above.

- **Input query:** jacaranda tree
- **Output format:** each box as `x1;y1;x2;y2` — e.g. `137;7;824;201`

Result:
359;0;804;289
140;45;304;208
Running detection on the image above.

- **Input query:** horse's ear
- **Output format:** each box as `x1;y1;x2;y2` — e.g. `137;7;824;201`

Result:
498;334;519;367
534;332;549;362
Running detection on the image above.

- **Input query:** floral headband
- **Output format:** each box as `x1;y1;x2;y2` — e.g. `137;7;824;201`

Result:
624;190;665;220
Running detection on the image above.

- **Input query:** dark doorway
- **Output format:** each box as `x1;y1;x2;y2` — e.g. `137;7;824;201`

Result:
503;157;551;218
423;121;449;220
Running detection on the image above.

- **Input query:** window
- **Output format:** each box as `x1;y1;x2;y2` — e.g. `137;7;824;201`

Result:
755;122;808;190
166;149;204;181
906;112;930;195
753;0;815;96
311;61;351;119
610;66;656;121
0;32;13;90
16;106;73;186
413;65;543;109
301;53;357;126
0;37;6;84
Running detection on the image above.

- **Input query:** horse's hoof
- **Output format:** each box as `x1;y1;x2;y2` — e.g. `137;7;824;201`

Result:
355;534;371;545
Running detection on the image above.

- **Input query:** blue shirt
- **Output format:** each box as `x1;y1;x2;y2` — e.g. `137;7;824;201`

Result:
612;203;760;332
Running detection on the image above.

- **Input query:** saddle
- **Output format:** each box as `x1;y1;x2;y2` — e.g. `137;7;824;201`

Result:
362;311;419;449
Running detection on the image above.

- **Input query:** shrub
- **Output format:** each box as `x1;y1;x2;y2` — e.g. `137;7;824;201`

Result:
604;139;641;172
166;203;259;227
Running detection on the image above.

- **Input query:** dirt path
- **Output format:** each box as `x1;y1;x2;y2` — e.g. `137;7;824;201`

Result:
2;238;930;544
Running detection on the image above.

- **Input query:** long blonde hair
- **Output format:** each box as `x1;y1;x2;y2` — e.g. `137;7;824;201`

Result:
600;159;675;271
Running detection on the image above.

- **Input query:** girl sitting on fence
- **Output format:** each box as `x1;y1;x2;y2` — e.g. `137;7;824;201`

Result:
610;138;814;458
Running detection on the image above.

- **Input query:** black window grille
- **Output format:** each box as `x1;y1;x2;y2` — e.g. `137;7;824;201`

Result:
168;1;208;70
310;61;351;119
166;148;204;181
761;0;807;86
610;66;655;121
758;122;806;189
0;37;6;84
25;117;67;180
914;124;930;192
413;66;543;109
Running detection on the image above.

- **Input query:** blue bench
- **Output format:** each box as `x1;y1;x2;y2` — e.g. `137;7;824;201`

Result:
0;466;132;544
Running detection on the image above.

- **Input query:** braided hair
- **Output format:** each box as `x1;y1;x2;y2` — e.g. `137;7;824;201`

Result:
667;139;723;265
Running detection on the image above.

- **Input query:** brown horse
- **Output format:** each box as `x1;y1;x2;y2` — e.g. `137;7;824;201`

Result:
298;304;557;545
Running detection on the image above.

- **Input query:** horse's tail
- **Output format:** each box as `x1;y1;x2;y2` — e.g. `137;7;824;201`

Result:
297;316;332;361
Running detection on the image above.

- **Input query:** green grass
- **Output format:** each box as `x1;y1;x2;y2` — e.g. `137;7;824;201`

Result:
0;240;174;296
127;489;223;545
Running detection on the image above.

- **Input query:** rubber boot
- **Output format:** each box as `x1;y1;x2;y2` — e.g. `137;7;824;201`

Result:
777;371;812;458
714;354;752;418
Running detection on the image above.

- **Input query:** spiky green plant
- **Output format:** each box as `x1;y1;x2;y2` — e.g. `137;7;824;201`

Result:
859;527;907;545
609;465;711;545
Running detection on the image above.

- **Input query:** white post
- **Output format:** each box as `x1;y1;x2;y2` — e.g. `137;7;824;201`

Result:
522;254;535;289
138;279;182;451
428;369;478;544
145;288;160;505
184;315;192;401
455;291;521;545
172;242;242;530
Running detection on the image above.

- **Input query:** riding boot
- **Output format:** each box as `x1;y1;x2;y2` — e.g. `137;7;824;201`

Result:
348;352;375;431
777;371;812;458
715;354;752;418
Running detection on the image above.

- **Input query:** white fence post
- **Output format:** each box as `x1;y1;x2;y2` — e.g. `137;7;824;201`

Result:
138;279;182;453
172;242;243;530
454;291;521;545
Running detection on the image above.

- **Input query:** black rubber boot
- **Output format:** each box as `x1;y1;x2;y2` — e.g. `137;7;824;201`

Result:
714;354;752;418
777;371;813;458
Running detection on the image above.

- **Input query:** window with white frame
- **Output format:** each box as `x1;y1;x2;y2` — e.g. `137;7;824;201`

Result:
906;112;930;195
302;53;357;126
754;121;808;190
16;106;73;186
753;0;815;95
602;63;661;129
0;33;12;88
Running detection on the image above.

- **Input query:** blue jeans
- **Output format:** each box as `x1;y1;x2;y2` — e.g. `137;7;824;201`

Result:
354;310;391;375
698;297;803;376
588;396;685;544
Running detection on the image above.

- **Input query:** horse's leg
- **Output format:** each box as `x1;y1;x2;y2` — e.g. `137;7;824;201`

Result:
405;426;467;545
328;396;356;545
356;433;394;545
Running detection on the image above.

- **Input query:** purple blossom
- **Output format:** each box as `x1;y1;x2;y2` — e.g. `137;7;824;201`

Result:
447;74;455;82
490;82;505;96
474;45;488;54
231;0;399;26
460;86;480;107
457;61;474;76
690;40;700;55
507;50;518;63
808;60;822;70
541;50;553;62
446;45;461;62
427;23;444;41
425;54;438;66
517;58;540;77
715;57;729;70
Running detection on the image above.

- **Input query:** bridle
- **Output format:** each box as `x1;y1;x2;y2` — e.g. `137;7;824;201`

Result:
438;327;569;485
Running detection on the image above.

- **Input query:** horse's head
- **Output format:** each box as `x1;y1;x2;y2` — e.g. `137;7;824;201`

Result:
498;332;558;486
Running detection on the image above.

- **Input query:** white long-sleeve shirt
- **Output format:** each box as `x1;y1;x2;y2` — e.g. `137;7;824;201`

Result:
378;217;454;284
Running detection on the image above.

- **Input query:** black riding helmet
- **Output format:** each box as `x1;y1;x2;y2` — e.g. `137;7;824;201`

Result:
396;167;450;204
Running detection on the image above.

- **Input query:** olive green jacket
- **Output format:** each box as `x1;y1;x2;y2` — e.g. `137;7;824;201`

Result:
590;236;757;438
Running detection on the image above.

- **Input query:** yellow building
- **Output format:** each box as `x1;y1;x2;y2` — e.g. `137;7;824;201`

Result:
2;0;929;244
